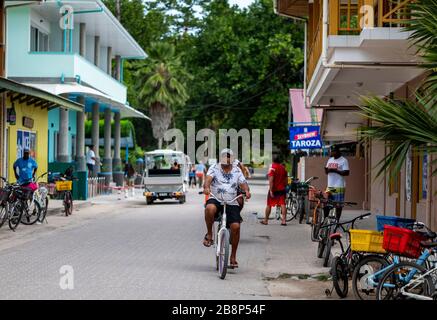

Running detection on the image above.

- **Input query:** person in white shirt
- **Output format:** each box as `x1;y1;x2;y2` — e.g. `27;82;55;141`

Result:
325;145;350;219
86;145;97;177
202;149;251;269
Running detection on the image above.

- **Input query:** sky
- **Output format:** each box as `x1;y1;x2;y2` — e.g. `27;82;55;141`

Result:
228;0;255;8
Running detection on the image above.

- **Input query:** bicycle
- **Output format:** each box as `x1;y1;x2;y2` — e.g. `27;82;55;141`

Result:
322;212;387;298
310;190;327;242
317;198;357;267
210;192;243;280
54;168;77;216
33;172;49;223
0;177;42;229
285;178;299;221
374;223;437;300
295;176;318;224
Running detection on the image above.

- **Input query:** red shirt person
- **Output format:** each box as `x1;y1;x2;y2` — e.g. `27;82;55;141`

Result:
261;157;288;226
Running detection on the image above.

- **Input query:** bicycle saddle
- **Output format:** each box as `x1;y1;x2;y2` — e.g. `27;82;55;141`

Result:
417;230;437;240
420;241;437;249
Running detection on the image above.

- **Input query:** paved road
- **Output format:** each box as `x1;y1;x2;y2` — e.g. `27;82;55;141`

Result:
0;180;378;300
0;184;281;299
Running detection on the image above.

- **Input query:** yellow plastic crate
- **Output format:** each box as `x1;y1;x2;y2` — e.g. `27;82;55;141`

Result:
55;180;72;191
350;229;386;253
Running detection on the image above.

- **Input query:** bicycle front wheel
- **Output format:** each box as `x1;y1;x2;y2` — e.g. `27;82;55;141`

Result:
376;261;434;300
0;203;8;229
38;197;49;223
331;256;349;298
298;198;305;224
21;200;41;225
310;207;322;242
317;224;328;258
9;202;23;231
287;192;298;220
352;254;390;300
217;229;230;280
64;192;73;216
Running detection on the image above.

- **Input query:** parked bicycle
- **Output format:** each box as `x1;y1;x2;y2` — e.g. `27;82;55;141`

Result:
288;176;318;224
0;178;38;231
54;167;77;216
323;212;388;298
33;172;49;223
374;222;437;300
317;198;357;267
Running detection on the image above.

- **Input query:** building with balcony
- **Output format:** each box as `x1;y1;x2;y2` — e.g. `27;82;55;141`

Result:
4;0;149;196
275;0;436;229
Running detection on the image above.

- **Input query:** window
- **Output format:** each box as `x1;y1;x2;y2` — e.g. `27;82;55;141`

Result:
30;26;49;52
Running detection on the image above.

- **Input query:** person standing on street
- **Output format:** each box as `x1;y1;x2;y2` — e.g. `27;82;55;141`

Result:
261;156;288;226
195;161;206;188
325;145;350;220
124;161;136;187
86;145;97;177
13;148;37;185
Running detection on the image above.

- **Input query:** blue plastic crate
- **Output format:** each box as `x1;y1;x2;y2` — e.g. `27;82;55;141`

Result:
376;215;416;232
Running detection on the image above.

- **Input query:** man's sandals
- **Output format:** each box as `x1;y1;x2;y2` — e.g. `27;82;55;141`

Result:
203;234;214;247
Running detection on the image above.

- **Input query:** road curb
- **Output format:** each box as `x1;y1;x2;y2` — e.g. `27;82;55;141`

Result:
46;201;94;216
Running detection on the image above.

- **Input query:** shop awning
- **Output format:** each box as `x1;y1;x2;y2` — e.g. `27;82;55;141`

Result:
23;82;150;120
290;89;322;124
0;77;83;112
320;108;367;142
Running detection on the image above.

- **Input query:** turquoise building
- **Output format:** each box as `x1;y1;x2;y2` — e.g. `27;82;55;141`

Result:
5;0;149;198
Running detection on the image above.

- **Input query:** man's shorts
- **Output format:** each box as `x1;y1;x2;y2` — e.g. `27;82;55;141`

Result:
327;187;345;203
267;191;286;207
206;198;243;227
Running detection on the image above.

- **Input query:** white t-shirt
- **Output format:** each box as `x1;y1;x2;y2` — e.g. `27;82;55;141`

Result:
86;149;96;165
326;156;349;188
207;164;246;205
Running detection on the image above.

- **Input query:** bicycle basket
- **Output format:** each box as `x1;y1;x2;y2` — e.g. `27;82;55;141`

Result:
350;229;386;253
376;215;416;232
55;180;72;191
382;225;426;259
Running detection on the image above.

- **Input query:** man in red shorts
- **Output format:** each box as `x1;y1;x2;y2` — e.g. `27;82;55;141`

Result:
261;156;288;226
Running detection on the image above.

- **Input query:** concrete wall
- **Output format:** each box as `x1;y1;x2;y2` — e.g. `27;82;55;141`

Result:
48;108;77;163
297;156;366;210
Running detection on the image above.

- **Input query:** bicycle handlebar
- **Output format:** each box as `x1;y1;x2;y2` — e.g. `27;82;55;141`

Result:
321;212;372;229
209;192;243;204
304;176;318;184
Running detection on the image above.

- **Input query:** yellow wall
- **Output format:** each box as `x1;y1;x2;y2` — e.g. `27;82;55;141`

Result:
6;97;48;183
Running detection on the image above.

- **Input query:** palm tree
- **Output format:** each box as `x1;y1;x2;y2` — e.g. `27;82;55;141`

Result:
136;42;190;149
359;0;437;178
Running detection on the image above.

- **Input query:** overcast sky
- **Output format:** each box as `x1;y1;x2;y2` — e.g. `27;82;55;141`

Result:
228;0;255;8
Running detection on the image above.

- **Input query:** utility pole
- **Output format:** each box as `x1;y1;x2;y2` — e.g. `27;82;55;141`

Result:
115;0;121;21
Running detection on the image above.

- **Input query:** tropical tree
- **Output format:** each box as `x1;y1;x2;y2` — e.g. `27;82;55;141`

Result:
136;42;190;149
359;0;437;177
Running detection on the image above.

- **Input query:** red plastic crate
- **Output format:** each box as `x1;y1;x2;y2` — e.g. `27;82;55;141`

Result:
382;225;426;259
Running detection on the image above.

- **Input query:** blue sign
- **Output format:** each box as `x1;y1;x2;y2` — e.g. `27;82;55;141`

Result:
289;126;322;149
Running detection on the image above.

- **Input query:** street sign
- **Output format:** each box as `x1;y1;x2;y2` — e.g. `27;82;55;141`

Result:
289;126;322;149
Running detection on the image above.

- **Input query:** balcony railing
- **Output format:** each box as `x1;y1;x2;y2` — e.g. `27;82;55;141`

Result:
330;0;413;35
306;0;412;84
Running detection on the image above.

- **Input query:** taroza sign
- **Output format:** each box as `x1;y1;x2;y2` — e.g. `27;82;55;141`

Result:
289;126;323;149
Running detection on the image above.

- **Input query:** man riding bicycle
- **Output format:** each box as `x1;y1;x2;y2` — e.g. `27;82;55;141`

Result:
202;148;251;269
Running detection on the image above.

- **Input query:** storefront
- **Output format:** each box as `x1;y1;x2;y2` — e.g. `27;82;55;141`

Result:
0;78;82;182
